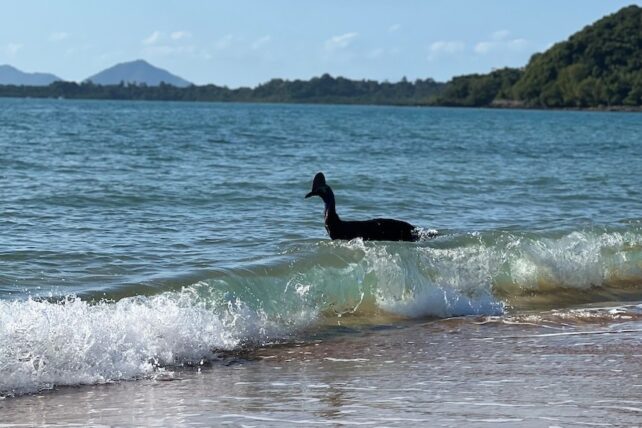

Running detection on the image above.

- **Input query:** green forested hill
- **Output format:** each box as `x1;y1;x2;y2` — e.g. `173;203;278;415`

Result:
434;68;523;107
512;5;642;107
436;5;642;108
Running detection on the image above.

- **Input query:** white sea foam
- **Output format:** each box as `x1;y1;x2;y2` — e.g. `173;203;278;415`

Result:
351;240;504;318
0;287;311;397
340;229;642;318
495;229;642;295
2;229;640;397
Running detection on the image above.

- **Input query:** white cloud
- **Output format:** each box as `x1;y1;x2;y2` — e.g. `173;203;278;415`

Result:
251;35;271;50
143;30;192;45
367;48;385;59
170;31;191;41
388;24;401;33
96;50;125;63
475;32;532;55
142;31;162;45
64;43;92;57
491;30;511;41
474;41;493;54
324;32;358;51
509;38;528;50
144;45;196;57
49;32;70;42
427;41;465;61
3;43;23;56
429;41;465;54
141;31;198;57
215;34;234;50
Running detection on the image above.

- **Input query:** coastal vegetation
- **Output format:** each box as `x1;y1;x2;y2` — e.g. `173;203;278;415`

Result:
0;5;640;109
435;5;642;108
511;5;642;107
0;75;444;105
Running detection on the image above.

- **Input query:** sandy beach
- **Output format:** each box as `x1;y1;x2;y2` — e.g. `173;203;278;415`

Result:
2;306;640;427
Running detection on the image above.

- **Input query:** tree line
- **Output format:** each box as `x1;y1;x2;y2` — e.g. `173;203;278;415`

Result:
1;6;640;109
0;75;444;106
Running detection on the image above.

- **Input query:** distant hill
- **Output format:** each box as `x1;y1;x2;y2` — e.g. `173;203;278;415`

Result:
512;5;642;107
0;6;640;109
85;59;192;87
0;65;61;86
437;5;642;108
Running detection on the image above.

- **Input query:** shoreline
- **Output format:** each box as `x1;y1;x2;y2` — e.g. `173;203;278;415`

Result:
487;99;642;113
1;94;640;113
1;312;641;426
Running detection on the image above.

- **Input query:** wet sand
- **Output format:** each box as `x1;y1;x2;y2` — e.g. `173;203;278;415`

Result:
1;312;641;427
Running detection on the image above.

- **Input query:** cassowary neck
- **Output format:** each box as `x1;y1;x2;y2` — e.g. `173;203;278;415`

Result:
322;187;340;222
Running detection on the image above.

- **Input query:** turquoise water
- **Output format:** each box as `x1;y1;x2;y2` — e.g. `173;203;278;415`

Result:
1;98;641;396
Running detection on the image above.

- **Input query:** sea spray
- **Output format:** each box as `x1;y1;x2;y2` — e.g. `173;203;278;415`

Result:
2;227;641;397
0;289;311;397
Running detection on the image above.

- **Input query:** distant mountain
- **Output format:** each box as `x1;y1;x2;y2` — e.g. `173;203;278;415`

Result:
0;65;62;86
85;59;192;87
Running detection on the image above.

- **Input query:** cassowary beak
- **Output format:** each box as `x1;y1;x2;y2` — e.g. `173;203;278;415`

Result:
305;191;317;199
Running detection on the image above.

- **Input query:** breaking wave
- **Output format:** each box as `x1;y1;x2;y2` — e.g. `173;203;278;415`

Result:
2;226;641;397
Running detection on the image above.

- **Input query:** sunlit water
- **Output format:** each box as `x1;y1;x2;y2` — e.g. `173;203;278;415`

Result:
1;98;641;423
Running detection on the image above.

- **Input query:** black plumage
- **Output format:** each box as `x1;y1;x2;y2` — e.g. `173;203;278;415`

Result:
305;172;419;242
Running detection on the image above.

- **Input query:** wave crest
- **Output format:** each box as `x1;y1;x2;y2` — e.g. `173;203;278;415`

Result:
2;227;641;397
0;289;303;397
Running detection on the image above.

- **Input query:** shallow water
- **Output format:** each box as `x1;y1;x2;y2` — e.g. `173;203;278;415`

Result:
1;309;641;426
1;99;641;419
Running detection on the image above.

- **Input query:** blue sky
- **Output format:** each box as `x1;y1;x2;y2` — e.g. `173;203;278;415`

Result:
1;1;639;87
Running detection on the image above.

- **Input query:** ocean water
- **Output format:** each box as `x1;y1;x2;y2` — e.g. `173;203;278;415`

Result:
1;98;641;418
